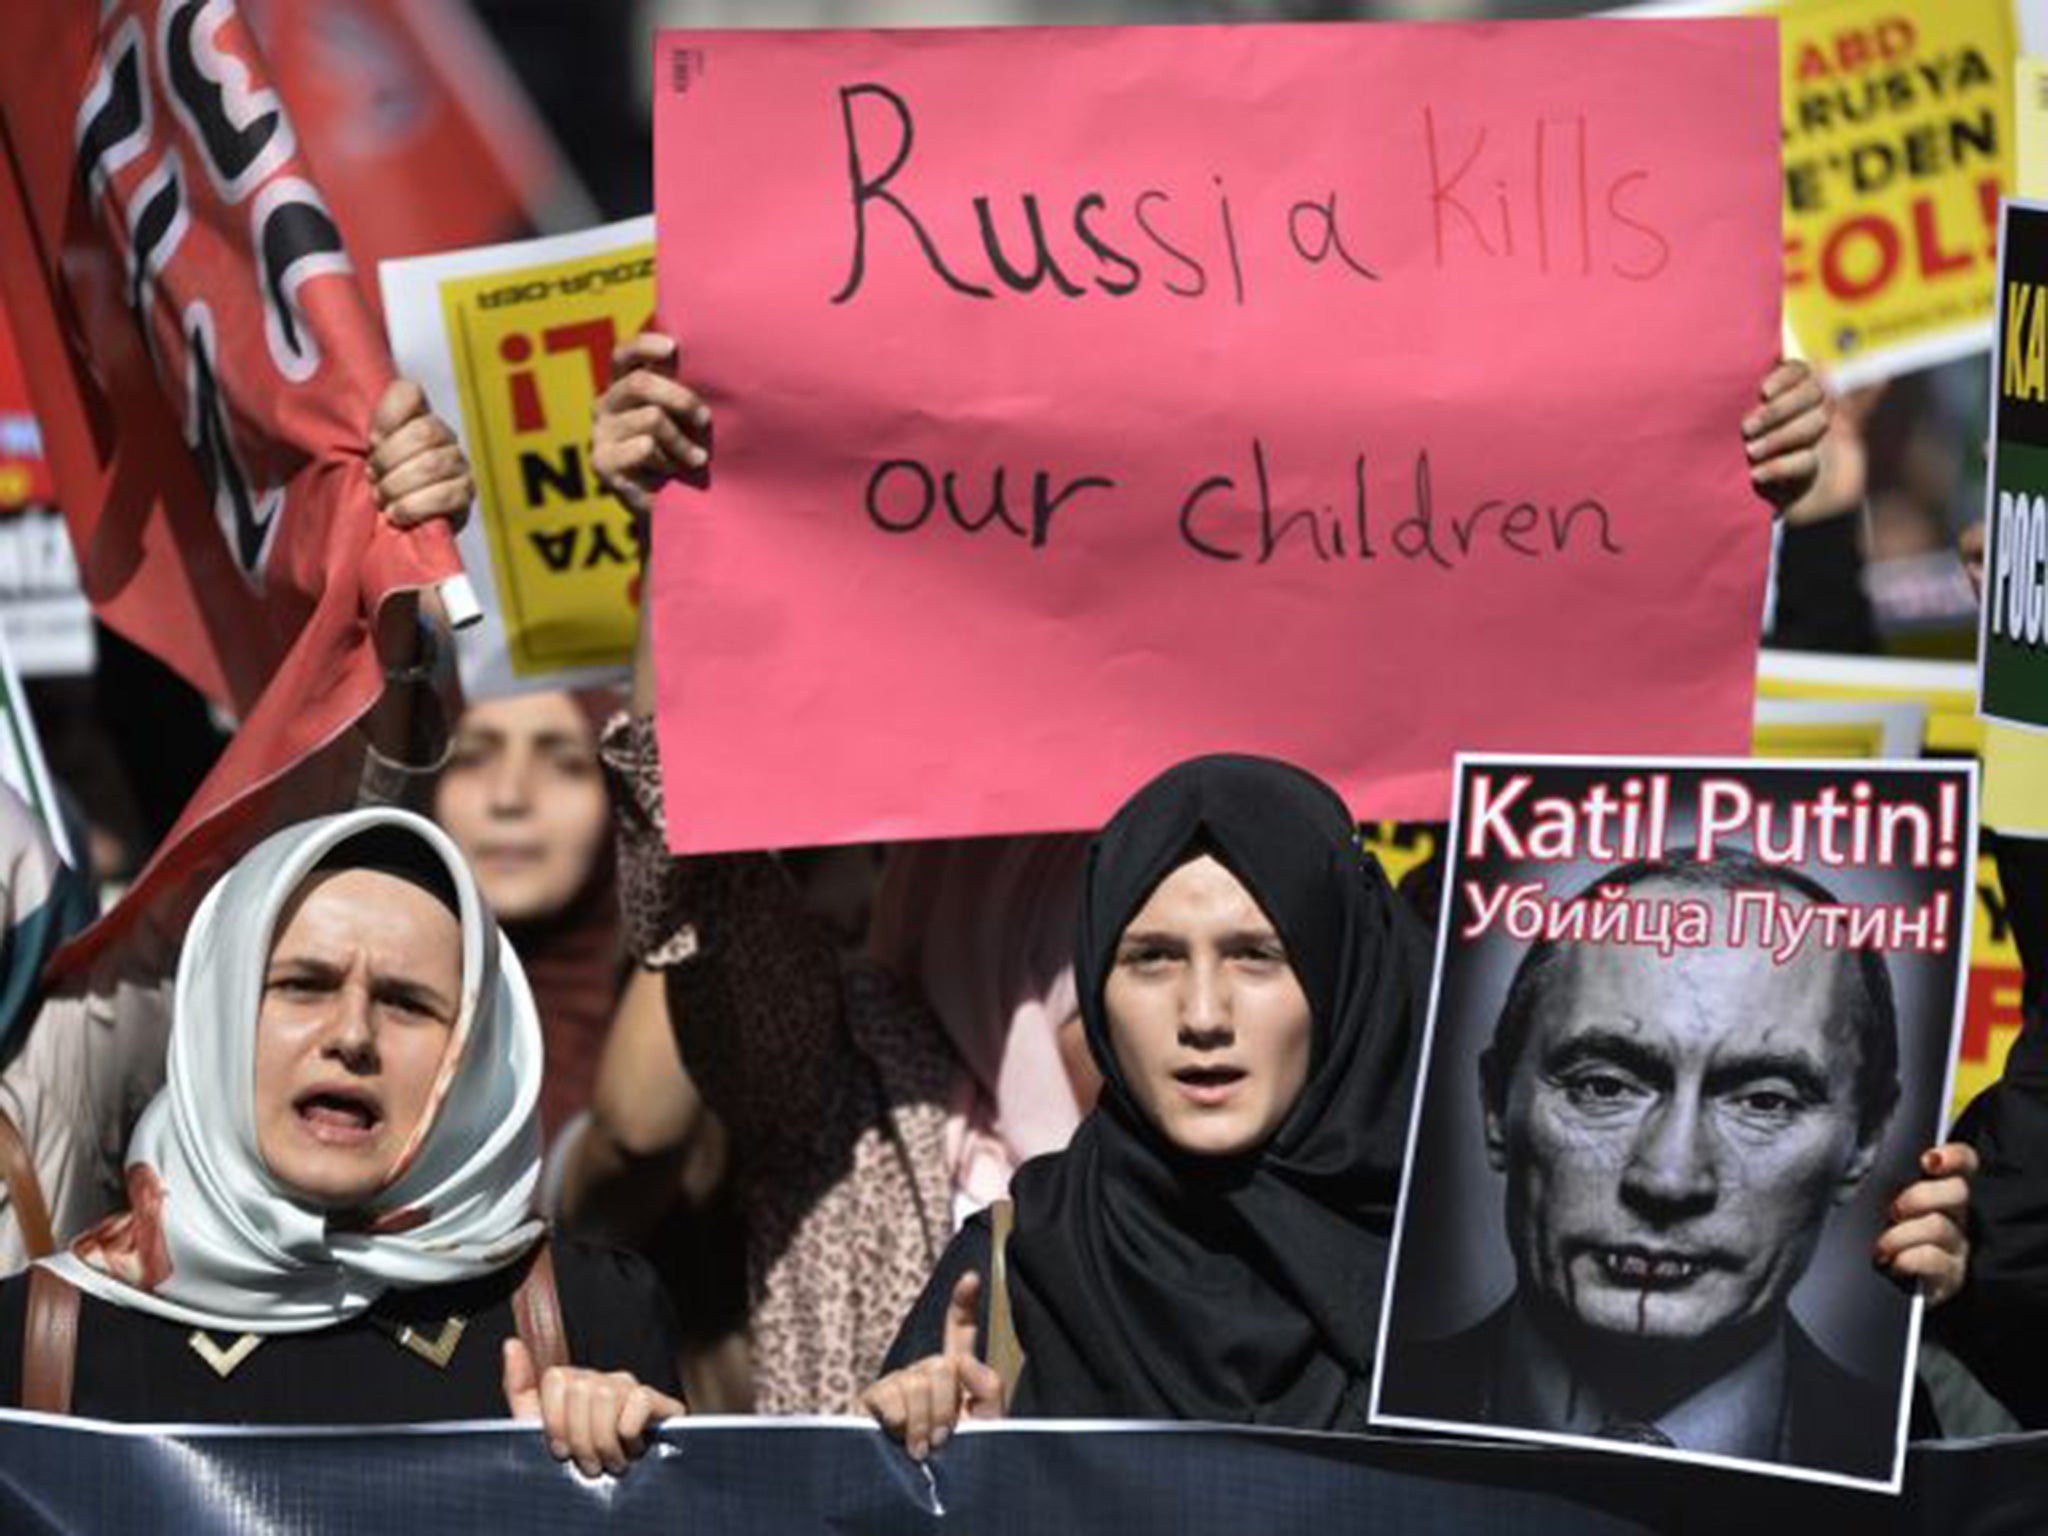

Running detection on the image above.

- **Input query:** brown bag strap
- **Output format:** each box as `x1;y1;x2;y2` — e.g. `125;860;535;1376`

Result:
511;1235;570;1374
986;1198;1024;1405
0;1104;54;1260
22;1263;79;1415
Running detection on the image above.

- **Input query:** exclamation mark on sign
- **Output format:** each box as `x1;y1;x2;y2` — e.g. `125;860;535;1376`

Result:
501;333;545;433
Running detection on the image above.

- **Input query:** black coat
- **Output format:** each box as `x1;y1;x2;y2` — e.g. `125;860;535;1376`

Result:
1382;1300;1897;1482
0;1236;680;1423
1937;835;2048;1428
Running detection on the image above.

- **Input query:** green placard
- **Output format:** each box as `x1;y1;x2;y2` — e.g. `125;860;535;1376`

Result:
1981;197;2048;731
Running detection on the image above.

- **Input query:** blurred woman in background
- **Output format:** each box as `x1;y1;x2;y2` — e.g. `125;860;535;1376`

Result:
433;688;622;1139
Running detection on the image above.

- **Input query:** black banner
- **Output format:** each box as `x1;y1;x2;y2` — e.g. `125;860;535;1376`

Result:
2;1417;2045;1534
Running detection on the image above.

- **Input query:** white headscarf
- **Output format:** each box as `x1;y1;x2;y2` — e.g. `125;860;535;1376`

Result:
42;809;545;1333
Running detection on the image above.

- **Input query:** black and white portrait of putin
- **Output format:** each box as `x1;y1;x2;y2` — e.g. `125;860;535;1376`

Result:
1388;853;1912;1480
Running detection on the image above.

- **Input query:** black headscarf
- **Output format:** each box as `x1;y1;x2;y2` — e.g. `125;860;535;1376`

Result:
1006;755;1428;1427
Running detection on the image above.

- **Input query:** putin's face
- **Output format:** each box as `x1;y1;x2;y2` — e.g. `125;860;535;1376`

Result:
1484;895;1884;1345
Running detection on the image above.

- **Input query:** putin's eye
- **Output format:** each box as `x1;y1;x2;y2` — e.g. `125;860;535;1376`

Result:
1725;1085;1812;1128
1558;1069;1650;1113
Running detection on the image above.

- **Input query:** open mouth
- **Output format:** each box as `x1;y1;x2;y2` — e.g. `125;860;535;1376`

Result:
1172;1065;1247;1104
294;1089;383;1144
1591;1247;1721;1289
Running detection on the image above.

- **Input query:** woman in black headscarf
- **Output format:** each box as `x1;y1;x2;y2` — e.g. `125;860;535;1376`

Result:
866;754;1429;1445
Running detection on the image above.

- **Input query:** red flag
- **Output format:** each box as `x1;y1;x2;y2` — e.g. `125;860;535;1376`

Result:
245;0;592;297
0;0;463;974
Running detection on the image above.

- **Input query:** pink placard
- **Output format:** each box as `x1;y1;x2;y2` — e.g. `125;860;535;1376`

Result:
652;20;1780;853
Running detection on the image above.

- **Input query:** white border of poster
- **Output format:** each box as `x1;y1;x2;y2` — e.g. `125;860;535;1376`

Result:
1760;647;1976;698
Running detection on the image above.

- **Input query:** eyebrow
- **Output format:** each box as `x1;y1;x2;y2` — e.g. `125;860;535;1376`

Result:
1541;1028;1671;1086
267;956;342;985
265;956;456;1021
1116;925;1284;948
453;728;592;754
1703;1052;1832;1104
532;733;597;755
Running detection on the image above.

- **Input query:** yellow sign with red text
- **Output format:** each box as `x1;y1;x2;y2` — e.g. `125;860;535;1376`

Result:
1777;0;2015;382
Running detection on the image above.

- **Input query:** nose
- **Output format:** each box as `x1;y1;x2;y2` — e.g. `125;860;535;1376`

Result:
486;745;534;817
1177;958;1234;1048
322;981;380;1070
1619;1092;1719;1223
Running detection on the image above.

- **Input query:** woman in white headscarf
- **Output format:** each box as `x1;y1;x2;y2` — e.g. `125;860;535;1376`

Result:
0;808;684;1477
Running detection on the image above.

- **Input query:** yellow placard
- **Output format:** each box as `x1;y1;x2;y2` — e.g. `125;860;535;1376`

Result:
1757;653;2020;1117
1750;718;1892;757
1776;0;2015;380
1756;655;1982;748
1983;723;2048;829
2016;53;2048;192
439;243;654;676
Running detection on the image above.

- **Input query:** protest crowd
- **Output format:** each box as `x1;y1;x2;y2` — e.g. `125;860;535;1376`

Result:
0;0;2046;1528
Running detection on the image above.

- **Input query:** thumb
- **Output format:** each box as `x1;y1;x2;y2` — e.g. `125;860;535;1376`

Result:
1923;1141;1980;1180
370;378;427;444
960;1355;1006;1418
612;330;679;383
943;1272;983;1361
501;1337;541;1419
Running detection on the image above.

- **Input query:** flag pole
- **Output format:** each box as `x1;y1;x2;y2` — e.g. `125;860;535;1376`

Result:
439;572;482;629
